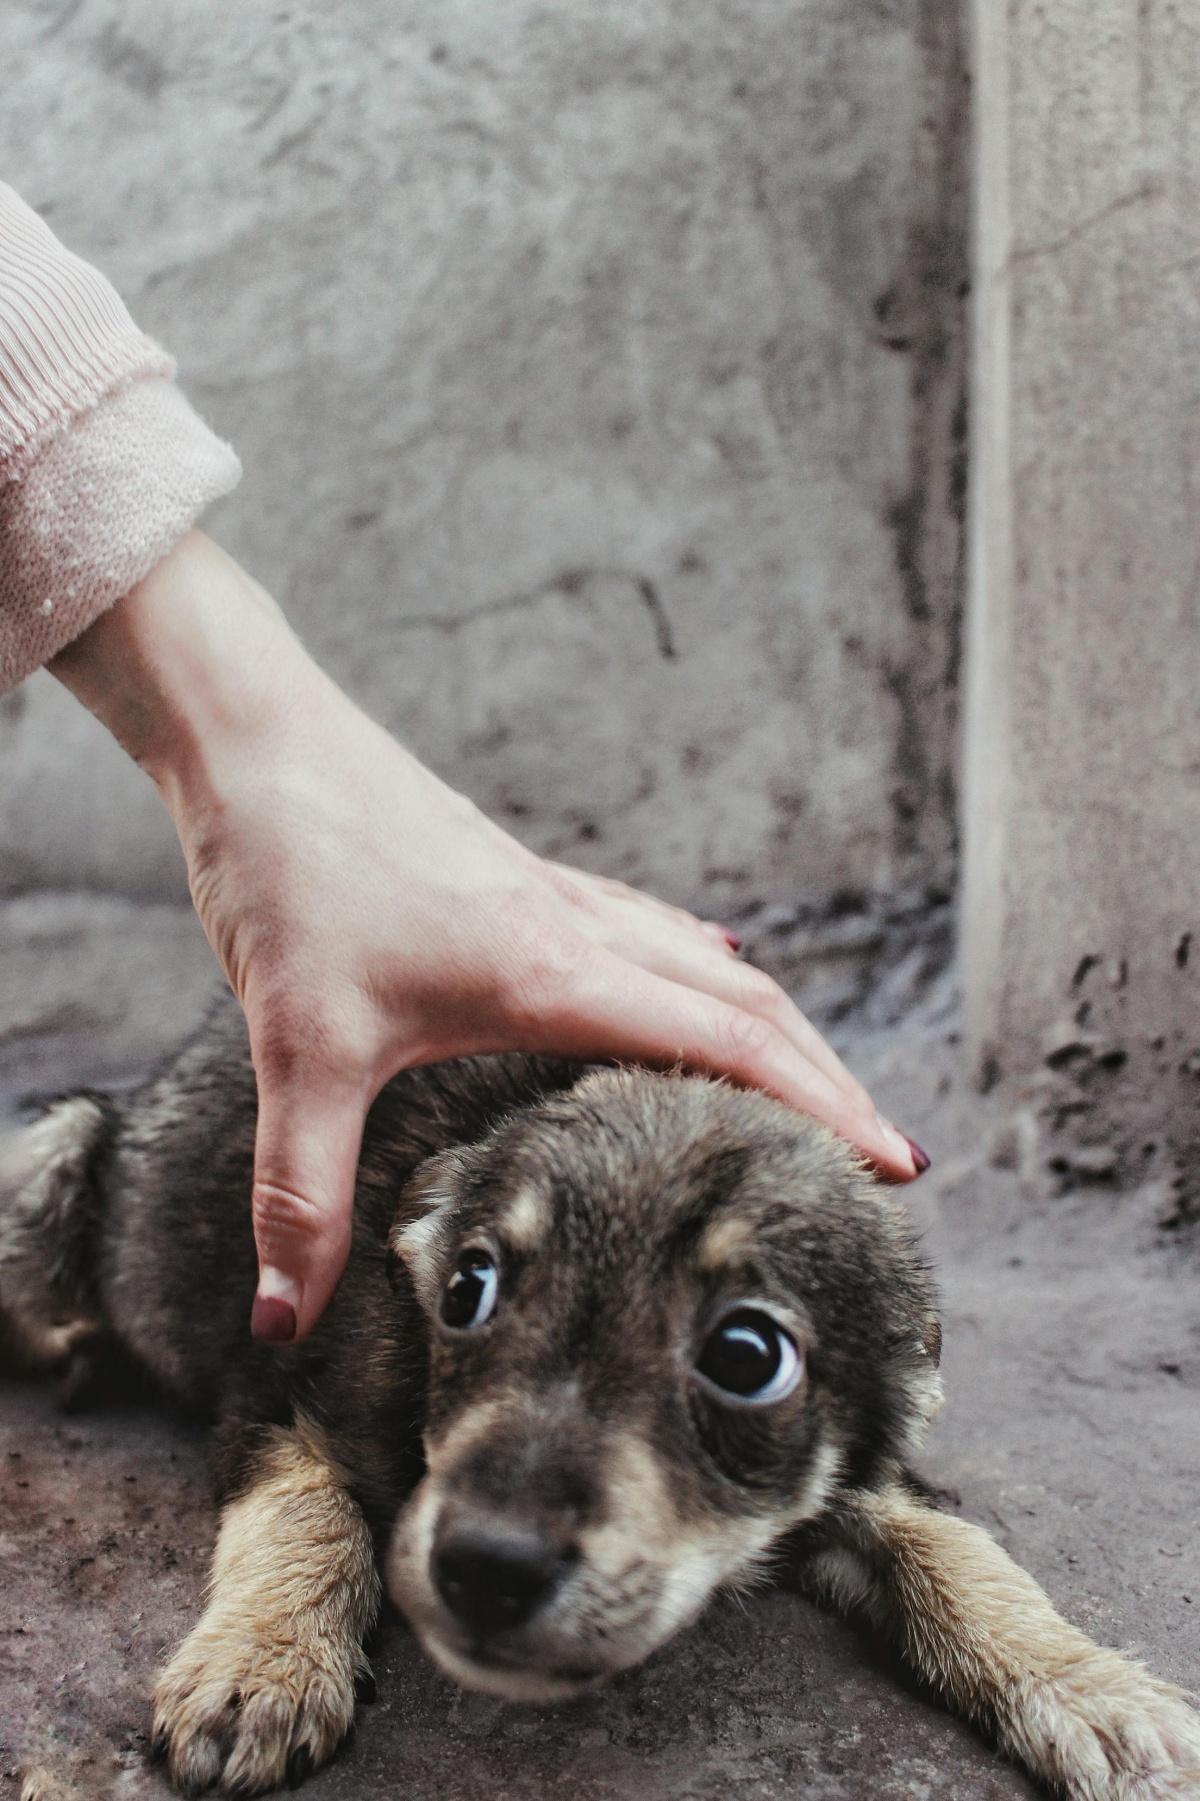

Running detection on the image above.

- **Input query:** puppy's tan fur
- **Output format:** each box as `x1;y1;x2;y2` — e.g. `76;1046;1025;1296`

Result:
151;1419;379;1795
812;1484;1200;1799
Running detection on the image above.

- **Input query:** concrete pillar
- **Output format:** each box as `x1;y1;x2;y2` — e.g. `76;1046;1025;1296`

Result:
963;0;1200;1187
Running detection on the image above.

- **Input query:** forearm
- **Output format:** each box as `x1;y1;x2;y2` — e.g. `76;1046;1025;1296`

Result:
49;529;317;821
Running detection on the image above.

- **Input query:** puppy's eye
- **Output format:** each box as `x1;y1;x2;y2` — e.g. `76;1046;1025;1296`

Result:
696;1309;801;1403
441;1251;499;1330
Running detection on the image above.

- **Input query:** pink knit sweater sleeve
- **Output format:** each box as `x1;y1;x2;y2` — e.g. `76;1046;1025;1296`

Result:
0;181;241;690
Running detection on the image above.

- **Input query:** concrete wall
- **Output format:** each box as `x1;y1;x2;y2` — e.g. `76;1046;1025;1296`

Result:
963;0;1200;1188
0;0;966;931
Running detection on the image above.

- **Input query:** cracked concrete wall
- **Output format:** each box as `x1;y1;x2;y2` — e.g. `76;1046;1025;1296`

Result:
0;2;966;949
963;0;1200;1187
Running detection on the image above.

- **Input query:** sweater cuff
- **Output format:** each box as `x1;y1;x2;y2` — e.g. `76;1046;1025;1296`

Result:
0;181;177;479
0;376;242;690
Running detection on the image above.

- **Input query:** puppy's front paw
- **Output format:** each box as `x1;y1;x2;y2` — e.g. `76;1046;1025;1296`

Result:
19;1766;89;1801
152;1614;362;1795
1011;1659;1200;1800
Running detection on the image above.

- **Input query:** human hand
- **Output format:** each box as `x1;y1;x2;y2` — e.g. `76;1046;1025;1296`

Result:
52;531;925;1343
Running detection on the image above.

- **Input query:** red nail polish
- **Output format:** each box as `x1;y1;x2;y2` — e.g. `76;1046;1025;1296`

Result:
724;930;743;952
251;1294;297;1343
904;1136;931;1175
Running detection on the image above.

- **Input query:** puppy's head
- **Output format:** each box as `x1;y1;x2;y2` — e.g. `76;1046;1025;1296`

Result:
386;1068;939;1701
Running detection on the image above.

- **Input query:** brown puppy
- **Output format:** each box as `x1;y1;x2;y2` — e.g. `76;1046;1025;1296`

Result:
2;993;1197;1798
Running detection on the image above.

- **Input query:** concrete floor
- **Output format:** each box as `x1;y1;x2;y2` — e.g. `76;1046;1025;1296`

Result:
2;976;1197;1800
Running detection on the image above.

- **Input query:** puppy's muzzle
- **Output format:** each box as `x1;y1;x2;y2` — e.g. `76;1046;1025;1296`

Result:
432;1510;576;1637
387;1411;678;1699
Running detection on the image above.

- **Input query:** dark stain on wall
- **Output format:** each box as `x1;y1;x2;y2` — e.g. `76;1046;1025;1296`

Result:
879;0;971;880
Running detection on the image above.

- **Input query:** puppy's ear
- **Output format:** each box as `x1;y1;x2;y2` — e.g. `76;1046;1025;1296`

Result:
387;1148;473;1303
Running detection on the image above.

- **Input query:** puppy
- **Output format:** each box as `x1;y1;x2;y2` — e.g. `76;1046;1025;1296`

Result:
2;993;1197;1799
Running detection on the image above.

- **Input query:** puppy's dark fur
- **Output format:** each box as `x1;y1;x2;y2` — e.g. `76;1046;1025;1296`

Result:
3;995;1197;1799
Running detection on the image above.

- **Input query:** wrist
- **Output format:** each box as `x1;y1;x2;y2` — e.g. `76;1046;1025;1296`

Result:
50;530;315;819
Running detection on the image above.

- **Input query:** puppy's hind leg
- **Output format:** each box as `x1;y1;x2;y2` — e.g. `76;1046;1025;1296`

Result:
808;1479;1200;1800
153;1417;380;1796
0;1097;108;1372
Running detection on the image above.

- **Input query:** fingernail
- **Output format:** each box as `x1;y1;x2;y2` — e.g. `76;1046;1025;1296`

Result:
877;1115;930;1176
252;1267;301;1343
724;929;743;952
904;1135;931;1175
252;1294;296;1343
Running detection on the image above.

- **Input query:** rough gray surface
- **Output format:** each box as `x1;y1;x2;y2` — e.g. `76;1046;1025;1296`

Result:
2;977;1197;1801
0;897;216;1098
0;0;966;914
962;0;1200;1175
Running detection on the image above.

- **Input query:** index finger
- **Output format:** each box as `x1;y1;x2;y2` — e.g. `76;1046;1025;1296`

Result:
515;951;922;1181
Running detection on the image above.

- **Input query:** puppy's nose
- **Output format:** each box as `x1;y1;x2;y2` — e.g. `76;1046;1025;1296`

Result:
433;1524;568;1634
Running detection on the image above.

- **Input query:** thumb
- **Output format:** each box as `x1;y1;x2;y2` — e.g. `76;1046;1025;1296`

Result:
249;1073;368;1344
